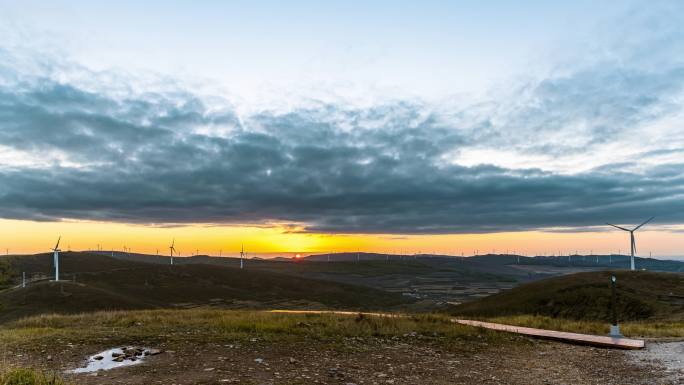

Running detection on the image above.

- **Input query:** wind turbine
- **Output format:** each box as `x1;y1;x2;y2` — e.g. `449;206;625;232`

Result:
169;239;176;265
52;236;61;281
606;217;654;271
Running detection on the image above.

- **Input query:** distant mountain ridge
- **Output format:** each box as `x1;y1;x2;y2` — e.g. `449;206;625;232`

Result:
303;252;684;273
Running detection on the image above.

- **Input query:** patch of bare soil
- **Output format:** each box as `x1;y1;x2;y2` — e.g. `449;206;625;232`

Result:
3;337;678;385
628;341;684;384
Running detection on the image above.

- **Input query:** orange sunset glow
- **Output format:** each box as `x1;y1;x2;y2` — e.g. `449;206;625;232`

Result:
2;219;682;258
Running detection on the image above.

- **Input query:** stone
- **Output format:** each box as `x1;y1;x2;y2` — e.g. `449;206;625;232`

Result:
146;349;163;356
328;368;345;379
93;355;104;361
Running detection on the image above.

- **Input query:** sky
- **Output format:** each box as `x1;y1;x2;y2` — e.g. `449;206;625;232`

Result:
0;1;683;257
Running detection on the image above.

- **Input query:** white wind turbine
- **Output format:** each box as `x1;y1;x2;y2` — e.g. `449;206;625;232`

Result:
51;236;61;281
606;217;654;271
169;239;176;265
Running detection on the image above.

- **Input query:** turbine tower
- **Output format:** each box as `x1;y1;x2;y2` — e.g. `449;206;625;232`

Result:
606;217;654;271
169;239;176;265
52;236;61;281
240;244;245;269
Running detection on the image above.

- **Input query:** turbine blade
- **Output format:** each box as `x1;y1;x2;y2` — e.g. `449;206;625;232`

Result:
606;223;630;232
55;236;61;250
171;238;175;248
633;216;655;231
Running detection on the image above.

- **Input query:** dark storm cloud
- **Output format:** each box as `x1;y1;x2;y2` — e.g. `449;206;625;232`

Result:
1;4;684;234
1;71;683;233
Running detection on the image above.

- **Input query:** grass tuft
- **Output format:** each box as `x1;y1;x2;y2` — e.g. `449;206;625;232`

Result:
0;368;68;385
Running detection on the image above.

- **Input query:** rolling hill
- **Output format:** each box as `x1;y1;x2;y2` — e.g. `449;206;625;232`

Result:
108;251;544;305
451;270;684;322
0;252;410;323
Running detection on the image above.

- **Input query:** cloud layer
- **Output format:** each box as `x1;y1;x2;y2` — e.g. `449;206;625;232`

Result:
1;5;684;234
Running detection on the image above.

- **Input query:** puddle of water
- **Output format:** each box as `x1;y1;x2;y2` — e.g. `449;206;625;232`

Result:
69;347;151;373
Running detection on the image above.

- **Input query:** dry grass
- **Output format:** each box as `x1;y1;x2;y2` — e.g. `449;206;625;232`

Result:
0;309;509;348
486;315;684;338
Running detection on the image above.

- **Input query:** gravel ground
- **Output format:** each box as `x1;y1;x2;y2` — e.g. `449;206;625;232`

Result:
4;336;681;385
628;341;684;384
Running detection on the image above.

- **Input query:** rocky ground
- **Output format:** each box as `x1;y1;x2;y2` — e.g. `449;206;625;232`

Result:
3;336;681;385
628;341;684;384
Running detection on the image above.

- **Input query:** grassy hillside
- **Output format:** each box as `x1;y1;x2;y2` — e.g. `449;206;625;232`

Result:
0;259;12;291
109;252;528;281
452;270;684;322
0;253;410;323
98;252;533;305
7;252;132;275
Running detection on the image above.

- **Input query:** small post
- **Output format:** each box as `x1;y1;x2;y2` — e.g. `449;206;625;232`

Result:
609;275;622;337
